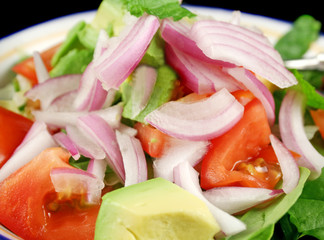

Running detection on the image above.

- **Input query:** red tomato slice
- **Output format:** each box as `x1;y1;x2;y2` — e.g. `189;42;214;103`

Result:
134;122;168;158
310;109;324;139
0;106;33;168
200;98;274;189
0;147;100;240
12;43;61;86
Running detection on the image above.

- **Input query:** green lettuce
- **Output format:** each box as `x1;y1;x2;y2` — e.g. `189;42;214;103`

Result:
274;15;321;60
122;0;196;21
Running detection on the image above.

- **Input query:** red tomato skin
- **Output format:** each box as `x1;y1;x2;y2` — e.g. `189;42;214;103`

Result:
200;98;272;190
0;106;33;168
0;147;100;240
134;122;167;158
12;43;61;86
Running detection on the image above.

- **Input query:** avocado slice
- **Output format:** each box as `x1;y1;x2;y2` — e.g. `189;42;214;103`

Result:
95;177;219;240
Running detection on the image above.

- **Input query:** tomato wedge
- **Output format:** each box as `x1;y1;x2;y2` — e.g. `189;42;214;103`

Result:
200;97;278;189
310;109;324;139
0;106;33;168
12;43;61;86
0;147;100;240
134;122;168;158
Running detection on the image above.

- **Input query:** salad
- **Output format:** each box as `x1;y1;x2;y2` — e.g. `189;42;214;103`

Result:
0;0;324;239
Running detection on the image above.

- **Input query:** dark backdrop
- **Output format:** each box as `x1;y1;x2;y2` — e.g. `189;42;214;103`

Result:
1;1;324;39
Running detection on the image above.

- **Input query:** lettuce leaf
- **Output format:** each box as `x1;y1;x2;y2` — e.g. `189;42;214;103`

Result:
274;15;321;60
284;169;324;239
122;0;196;21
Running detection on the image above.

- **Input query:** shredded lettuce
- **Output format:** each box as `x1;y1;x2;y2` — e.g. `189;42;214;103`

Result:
121;0;196;21
274;15;321;60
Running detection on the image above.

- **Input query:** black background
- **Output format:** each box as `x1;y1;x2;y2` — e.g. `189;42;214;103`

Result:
1;1;324;39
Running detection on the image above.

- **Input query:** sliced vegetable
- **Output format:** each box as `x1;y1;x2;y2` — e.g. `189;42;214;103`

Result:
12;43;61;86
0;106;33;168
174;161;247;237
200;98;273;189
25;74;81;110
225;67;276;125
77;114;125;182
191;19;297;88
0;147;100;240
279;89;324;179
53;131;80;160
134;122;168;158
145;88;244;141
116;130;147;186
310;109;324;139
165;43;242;94
50;167;105;204
153;137;209;182
93;14;160;90
0;121;57;182
270;134;300;193
203;187;283;214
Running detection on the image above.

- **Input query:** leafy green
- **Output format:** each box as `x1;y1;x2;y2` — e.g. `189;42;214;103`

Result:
291;69;324;109
122;65;178;122
225;167;310;240
274;15;321;60
69;155;91;170
122;0;196;21
51;21;86;66
289;199;324;239
140;33;165;68
49;49;93;77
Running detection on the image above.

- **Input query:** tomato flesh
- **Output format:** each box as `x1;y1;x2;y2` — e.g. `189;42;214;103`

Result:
0;106;33;168
310;109;324;139
12;43;61;86
0;147;100;240
134;122;168;158
200;98;276;189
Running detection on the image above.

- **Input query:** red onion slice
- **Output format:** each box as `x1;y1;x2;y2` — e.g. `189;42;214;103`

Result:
25;74;81;110
47;90;78;112
270;134;300;193
73;62;108;111
191;20;297;89
32;103;123;129
165;44;243;94
191;20;283;63
0;121;57;182
33;51;50;83
203;186;283;214
173;161;246;236
225;67;275;125
77;114;125;183
279;90;324;179
93;14;160;90
87;158;108;183
160;18;234;67
53;131;80;160
50;167;105;204
145;88;244;141
154;138;209;182
130;65;157;118
66;125;106;160
116;130;147;186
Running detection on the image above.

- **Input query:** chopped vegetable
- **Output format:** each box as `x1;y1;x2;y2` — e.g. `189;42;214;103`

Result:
0;106;33;168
